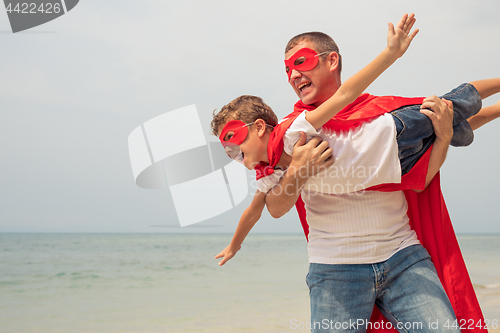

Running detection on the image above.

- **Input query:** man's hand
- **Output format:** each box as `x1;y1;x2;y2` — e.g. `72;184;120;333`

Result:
289;132;334;178
265;132;333;218
420;96;454;144
387;13;419;59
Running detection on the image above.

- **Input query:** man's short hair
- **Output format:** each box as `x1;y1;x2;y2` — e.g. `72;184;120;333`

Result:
285;31;342;74
211;95;278;136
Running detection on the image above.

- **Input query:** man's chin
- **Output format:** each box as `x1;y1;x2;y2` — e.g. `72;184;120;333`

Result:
299;90;316;106
300;96;315;106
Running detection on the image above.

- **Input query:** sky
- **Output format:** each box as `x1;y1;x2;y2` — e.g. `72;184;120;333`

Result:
1;0;500;234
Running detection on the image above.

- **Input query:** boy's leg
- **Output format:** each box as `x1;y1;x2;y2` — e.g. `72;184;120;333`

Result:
439;83;482;146
441;83;482;127
469;78;500;99
307;263;376;333
468;100;500;130
375;245;461;333
392;82;483;174
466;78;500;130
391;105;435;175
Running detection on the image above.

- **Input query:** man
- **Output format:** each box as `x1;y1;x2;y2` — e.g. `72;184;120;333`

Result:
264;29;486;332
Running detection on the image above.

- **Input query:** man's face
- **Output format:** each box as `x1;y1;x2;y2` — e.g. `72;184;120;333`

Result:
284;40;339;107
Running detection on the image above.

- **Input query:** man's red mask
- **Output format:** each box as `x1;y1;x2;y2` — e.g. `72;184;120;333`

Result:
284;48;329;80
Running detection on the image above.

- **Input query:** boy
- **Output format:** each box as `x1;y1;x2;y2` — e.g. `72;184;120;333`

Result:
212;16;500;266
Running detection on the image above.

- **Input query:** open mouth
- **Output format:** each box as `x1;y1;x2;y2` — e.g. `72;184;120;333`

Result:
298;82;311;92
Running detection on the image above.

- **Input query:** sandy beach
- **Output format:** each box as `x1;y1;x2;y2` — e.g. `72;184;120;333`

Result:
473;286;500;332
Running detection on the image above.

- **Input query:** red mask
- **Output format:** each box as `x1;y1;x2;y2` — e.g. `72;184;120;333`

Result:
219;120;254;163
219;120;274;164
284;48;329;80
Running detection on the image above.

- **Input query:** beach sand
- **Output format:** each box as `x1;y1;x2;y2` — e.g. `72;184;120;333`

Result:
473;285;500;332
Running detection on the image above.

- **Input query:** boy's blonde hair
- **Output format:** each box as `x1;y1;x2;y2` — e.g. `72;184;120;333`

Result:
211;95;278;136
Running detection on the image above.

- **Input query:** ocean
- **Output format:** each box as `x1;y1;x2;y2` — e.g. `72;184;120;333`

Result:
1;233;499;332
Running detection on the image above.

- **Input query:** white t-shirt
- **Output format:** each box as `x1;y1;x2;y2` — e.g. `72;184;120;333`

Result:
287;111;401;193
257;111;419;264
256;111;401;193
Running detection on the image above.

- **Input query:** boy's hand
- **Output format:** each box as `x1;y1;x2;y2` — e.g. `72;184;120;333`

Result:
387;13;419;59
215;244;241;266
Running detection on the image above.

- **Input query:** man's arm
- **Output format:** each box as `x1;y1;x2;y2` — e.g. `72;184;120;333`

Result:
420;96;454;187
265;132;334;218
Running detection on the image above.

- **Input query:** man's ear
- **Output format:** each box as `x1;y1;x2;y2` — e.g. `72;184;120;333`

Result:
254;119;267;137
327;52;340;73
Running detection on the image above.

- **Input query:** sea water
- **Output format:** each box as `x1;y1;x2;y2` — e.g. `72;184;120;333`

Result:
458;234;500;323
0;233;498;332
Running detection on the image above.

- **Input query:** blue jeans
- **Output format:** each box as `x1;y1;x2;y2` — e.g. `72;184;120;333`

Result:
391;83;482;174
306;245;460;333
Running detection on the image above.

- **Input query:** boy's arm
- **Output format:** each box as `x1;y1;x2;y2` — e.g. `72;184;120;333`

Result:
419;96;454;188
215;190;266;266
306;13;419;129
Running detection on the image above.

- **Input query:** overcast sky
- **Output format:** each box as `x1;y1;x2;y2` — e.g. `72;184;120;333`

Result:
1;0;500;234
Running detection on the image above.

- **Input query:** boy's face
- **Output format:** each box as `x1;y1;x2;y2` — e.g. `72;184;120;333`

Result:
218;119;270;170
285;40;340;107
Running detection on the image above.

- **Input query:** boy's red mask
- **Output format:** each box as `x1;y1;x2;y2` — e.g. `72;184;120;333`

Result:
219;120;274;164
219;120;251;146
219;120;254;163
284;48;328;80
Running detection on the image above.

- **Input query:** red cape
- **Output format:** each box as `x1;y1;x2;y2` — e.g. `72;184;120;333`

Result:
264;94;485;331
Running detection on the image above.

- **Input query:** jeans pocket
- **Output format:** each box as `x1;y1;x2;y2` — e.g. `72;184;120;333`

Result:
391;112;406;140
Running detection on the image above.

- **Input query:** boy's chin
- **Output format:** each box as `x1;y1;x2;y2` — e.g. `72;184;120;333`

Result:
245;161;258;170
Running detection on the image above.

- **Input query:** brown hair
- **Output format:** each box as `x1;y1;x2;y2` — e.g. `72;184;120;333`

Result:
211;95;278;136
285;31;342;74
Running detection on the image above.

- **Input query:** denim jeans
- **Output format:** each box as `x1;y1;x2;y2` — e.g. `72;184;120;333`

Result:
391;83;482;174
306;245;460;333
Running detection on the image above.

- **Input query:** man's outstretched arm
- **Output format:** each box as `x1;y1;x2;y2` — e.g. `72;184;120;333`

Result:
265;132;334;218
